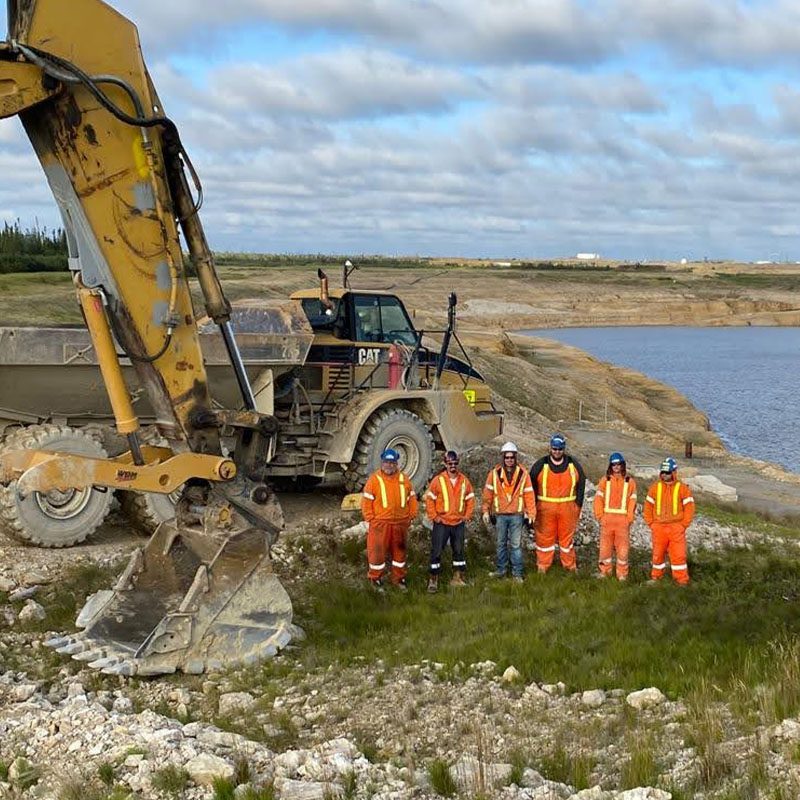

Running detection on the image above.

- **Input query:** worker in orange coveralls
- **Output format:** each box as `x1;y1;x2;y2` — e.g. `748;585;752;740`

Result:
425;450;475;593
530;433;586;573
593;452;637;580
361;448;418;592
643;457;694;585
481;442;536;581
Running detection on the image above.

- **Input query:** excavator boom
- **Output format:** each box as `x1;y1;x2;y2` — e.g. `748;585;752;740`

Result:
0;0;294;674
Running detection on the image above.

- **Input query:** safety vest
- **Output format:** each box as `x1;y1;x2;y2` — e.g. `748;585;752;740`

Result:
656;481;680;517
439;474;467;514
492;466;524;513
540;463;578;503
604;477;630;515
375;473;407;509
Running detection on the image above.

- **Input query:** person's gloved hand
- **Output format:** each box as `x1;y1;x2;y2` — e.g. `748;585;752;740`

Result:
482;511;491;527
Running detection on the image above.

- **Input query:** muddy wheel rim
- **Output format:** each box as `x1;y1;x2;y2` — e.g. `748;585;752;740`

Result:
34;487;93;520
386;434;420;477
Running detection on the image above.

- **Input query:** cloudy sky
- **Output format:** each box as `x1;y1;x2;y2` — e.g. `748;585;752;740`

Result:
3;0;800;261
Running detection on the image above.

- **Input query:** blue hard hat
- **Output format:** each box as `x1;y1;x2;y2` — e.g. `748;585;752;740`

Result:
381;448;400;462
550;433;566;449
609;452;625;465
660;457;677;473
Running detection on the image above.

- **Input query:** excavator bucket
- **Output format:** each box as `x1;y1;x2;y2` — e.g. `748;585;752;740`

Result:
45;520;294;676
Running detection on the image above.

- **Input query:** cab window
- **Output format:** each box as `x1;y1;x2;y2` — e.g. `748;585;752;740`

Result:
301;297;340;331
353;295;382;342
379;296;416;345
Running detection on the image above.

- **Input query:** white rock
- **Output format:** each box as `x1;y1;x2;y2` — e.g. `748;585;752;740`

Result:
12;683;37;702
773;719;800;742
521;768;545;788
67;683;86;698
17;600;46;623
0;577;16;593
340;521;368;538
502;666;521;683
112;696;133;714
275;750;306;776
686;474;737;503
581;689;606;708
8;586;37;602
616;789;672;800
21;571;51;587
184;753;234;786
323;738;358;758
278;779;339;800
625;688;666;710
522;684;550;704
569;788;612;799
450;756;513;791
218;691;256;717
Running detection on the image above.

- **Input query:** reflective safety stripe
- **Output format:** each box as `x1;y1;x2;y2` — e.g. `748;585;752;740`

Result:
492;466;524;512
656;481;681;517
438;474;467;514
652;562;666;569
560;545;574;553
671;563;688;571
603;477;629;515
427;491;437;499
617;560;628;566
392;560;406;568
376;473;407;509
595;490;604;497
369;562;386;570
645;496;655;505
465;492;475;500
600;557;613;563
363;492;375;500
540;463;578;503
537;545;556;552
430;562;441;569
683;497;694;505
453;560;467;566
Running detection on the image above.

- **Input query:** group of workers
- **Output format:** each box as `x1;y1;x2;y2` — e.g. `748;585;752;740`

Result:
360;435;695;592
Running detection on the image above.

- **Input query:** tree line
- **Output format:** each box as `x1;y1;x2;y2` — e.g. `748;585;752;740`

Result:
0;220;68;273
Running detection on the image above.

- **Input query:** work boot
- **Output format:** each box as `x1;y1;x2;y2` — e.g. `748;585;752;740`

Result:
488;570;506;579
512;575;525;583
395;578;408;593
427;575;439;594
370;578;385;594
450;572;466;588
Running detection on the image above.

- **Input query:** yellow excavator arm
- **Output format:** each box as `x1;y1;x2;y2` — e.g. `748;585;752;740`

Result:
0;0;294;675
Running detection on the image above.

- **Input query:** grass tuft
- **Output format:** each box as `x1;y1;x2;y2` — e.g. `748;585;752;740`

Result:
151;764;190;798
212;777;236;800
619;735;659;790
427;758;457;797
97;761;115;787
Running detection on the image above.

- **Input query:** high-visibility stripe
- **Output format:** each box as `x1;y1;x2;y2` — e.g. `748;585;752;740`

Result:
657;481;682;516
536;545;556;552
369;562;386;570
603;477;629;515
376;473;406;509
652;562;666;569
460;480;466;512
363;492;375;500
671;563;688;571
600;557;613;563
683;497;694;505
560;545;574;552
492;470;499;512
540;463;578;503
453;560;466;566
430;562;441;569
465;492;475;500
427;491;437;499
595;490;605;497
645;496;655;505
617;560;628;566
439;476;450;513
392;560;406;568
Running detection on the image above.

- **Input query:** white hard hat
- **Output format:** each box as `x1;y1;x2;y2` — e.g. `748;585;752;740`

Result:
500;441;518;453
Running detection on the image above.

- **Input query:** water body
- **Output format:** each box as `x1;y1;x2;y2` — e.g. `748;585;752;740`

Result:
523;326;800;472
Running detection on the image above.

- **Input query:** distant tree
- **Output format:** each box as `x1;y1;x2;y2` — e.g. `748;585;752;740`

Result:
0;219;68;273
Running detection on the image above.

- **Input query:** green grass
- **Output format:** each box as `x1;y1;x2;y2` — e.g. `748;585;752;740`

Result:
291;528;800;697
697;502;800;541
427;759;457;797
533;743;593;790
97;762;116;786
151;764;190;798
619;735;660;790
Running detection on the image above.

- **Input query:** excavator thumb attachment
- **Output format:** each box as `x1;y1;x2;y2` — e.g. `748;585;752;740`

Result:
45;520;294;676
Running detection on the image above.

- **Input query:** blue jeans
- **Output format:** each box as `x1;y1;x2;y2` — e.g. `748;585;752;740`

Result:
495;514;524;577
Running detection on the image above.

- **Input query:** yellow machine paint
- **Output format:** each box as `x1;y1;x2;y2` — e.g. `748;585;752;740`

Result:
0;0;294;675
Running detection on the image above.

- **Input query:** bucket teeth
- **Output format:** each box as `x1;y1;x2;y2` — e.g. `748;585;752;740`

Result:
73;648;103;662
44;636;69;649
88;656;119;670
102;660;137;677
57;640;87;656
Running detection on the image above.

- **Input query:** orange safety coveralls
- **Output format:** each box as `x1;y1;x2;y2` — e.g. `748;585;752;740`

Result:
593;474;637;579
643;475;694;584
481;464;537;518
361;470;418;583
531;457;585;571
425;471;476;526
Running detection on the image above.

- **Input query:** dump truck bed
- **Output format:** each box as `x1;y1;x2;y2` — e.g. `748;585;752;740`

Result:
0;301;314;430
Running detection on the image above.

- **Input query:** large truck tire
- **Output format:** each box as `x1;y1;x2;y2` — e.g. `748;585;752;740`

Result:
344;407;434;495
118;490;178;534
0;424;113;547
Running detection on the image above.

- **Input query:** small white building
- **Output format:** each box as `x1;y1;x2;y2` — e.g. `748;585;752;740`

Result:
576;252;599;260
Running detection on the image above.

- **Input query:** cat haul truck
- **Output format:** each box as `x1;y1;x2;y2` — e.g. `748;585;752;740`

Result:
0;0;501;676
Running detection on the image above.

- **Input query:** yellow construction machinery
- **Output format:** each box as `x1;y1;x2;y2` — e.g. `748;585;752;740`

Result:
0;0;502;675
